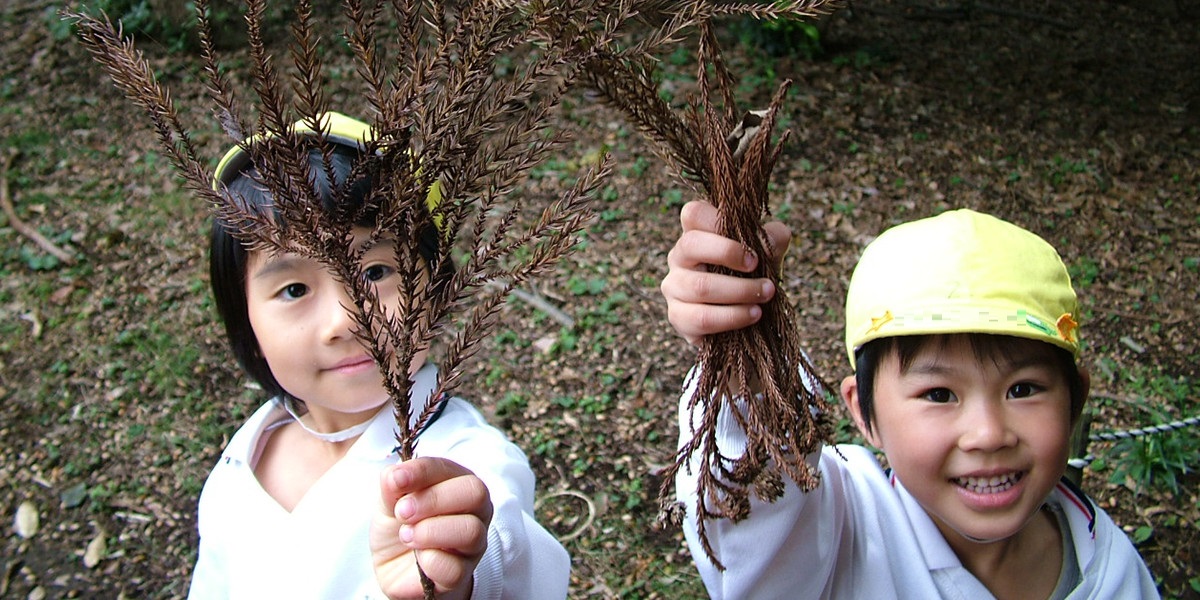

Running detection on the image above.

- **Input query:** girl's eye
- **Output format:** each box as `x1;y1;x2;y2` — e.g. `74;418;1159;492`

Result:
282;283;308;300
921;388;955;404
363;264;394;283
1008;382;1041;399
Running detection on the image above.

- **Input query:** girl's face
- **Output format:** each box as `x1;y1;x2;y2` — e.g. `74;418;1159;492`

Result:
842;336;1082;550
243;228;428;431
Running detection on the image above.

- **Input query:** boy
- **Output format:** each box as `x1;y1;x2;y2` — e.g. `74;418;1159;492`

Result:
661;202;1159;598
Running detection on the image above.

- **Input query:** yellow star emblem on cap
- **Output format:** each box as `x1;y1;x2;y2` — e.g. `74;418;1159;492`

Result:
867;311;893;334
1056;313;1078;343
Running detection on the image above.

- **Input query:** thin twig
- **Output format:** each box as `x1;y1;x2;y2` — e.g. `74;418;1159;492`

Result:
0;152;76;265
485;280;575;328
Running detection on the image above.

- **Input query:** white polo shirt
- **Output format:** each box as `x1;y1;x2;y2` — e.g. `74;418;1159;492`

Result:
188;363;569;600
677;386;1160;599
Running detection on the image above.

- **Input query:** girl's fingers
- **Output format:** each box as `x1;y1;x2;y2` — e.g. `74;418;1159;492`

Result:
393;473;492;524
402;513;489;556
408;547;474;596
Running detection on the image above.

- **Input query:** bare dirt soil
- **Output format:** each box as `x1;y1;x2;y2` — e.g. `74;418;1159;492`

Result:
2;1;1198;598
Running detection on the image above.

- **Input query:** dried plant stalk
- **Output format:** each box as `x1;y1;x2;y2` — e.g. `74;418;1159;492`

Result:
579;5;842;571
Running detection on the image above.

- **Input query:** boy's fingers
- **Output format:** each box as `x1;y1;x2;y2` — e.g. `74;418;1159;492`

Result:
674;201;793;272
667;302;764;343
668;230;759;274
679;199;720;233
761;221;792;264
662;268;775;307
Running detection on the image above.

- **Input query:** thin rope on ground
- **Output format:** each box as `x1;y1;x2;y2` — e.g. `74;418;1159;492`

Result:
1088;415;1200;442
535;489;596;542
1068;414;1200;469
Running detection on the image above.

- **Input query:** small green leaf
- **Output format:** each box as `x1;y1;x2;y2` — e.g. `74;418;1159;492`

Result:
1132;525;1153;544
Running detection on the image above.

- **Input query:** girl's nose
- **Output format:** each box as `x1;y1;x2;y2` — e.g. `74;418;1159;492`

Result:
321;284;361;342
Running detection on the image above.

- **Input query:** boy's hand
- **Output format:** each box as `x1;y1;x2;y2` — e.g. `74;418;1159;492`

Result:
371;457;493;600
662;200;791;346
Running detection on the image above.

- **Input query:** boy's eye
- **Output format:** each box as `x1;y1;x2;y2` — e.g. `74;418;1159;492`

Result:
1007;382;1041;399
921;388;955;404
282;283;308;299
363;264;395;283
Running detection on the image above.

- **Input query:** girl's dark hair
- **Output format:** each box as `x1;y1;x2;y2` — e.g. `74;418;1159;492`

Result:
209;144;450;400
852;333;1086;435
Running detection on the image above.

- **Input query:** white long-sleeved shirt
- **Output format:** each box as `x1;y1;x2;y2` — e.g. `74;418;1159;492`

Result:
189;363;569;600
676;379;1160;599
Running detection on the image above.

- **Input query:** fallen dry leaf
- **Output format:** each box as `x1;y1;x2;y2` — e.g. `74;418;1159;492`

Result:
14;501;38;539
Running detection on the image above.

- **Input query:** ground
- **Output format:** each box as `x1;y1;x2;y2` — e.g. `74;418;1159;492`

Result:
1;1;1198;598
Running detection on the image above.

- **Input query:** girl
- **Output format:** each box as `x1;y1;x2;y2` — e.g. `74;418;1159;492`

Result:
189;112;569;600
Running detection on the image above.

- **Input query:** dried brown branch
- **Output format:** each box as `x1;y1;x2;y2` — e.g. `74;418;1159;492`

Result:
1;152;76;265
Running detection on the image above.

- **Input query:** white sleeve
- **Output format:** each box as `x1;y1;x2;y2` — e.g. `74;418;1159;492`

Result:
419;399;570;600
186;478;229;599
674;367;854;600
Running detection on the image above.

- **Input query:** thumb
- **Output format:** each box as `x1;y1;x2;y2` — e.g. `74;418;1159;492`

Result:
378;463;410;516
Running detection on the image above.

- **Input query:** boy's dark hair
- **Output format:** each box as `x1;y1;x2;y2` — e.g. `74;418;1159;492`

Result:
852;333;1086;435
209;144;449;400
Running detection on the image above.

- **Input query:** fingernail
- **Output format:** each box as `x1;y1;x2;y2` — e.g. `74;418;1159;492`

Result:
391;467;412;488
749;305;762;321
743;252;757;271
396;497;415;519
761;280;774;299
399;524;414;543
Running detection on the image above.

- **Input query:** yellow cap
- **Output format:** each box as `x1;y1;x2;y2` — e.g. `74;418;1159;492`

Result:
211;112;443;224
844;209;1079;368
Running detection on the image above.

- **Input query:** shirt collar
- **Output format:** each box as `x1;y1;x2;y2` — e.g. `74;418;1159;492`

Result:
892;477;963;570
220;362;444;463
892;476;1098;573
356;361;443;460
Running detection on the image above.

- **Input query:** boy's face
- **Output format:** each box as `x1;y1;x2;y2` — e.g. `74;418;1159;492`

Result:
841;335;1083;546
244;228;429;428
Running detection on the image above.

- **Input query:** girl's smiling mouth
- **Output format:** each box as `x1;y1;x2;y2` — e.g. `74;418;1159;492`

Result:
326;355;376;374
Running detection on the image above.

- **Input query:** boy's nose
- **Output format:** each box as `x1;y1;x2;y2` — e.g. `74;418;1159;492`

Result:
958;400;1017;452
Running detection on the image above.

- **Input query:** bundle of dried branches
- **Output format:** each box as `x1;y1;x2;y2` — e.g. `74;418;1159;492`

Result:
578;2;843;570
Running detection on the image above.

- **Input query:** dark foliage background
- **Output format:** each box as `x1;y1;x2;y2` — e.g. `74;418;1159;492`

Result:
1;0;1197;597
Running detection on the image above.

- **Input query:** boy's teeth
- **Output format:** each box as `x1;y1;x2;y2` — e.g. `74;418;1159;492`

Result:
955;473;1019;493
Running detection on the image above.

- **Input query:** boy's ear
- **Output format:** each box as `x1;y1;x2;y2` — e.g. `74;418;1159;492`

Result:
840;375;881;448
1074;364;1092;424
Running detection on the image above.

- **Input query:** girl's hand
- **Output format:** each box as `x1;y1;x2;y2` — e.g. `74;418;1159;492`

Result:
371;458;493;600
661;200;792;346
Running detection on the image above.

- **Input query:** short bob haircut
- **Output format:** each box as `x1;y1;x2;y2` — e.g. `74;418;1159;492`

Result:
209;143;449;401
852;333;1086;435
